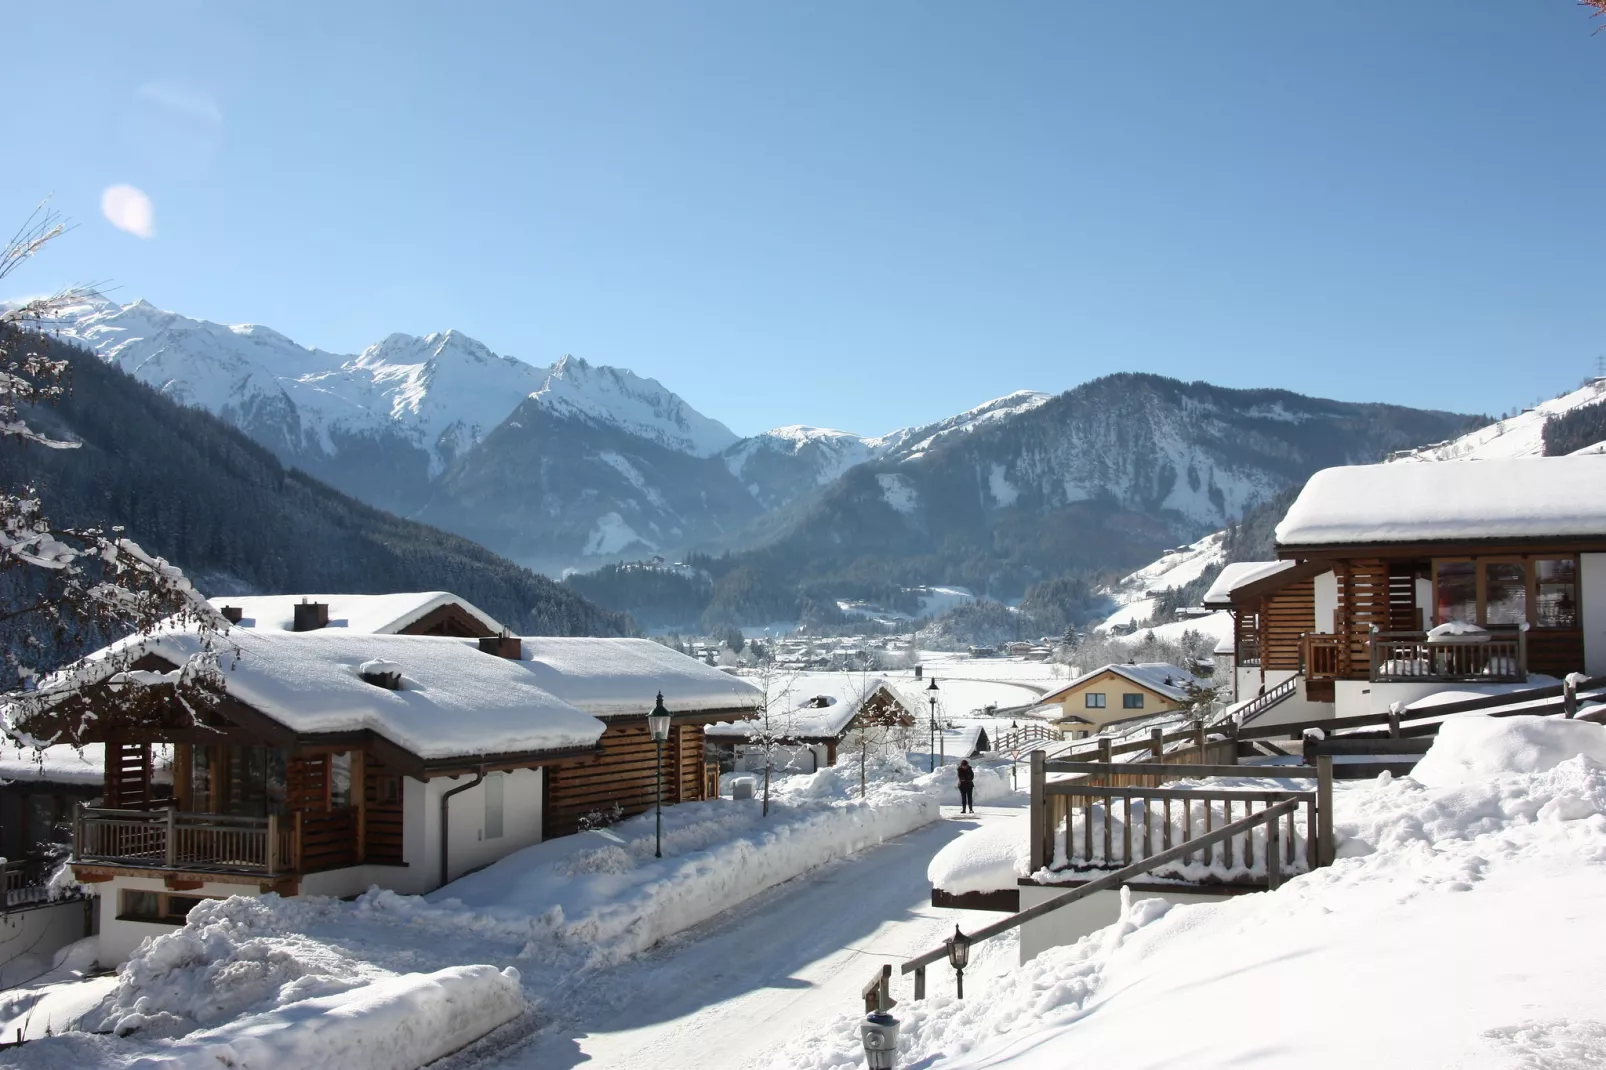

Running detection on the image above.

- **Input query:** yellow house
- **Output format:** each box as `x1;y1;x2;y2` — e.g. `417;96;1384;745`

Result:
1038;662;1203;737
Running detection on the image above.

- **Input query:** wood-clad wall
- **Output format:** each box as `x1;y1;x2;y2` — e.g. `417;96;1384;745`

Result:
1336;559;1392;679
364;761;405;865
1260;578;1315;672
544;721;708;840
104;741;156;810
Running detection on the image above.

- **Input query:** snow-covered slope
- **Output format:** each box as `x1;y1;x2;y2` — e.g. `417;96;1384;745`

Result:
871;389;1054;461
1390;377;1606;462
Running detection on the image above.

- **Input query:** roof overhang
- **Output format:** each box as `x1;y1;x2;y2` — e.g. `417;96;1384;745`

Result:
1277;535;1606;561
1225;559;1331;605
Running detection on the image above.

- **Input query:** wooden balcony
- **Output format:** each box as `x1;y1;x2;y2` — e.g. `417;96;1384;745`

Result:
73;806;358;883
1369;628;1526;684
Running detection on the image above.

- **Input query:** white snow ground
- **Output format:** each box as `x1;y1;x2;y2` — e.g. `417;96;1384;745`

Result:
763;713;1606;1069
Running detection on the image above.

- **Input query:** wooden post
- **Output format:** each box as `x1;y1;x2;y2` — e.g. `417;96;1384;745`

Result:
1098;737;1112;765
1564;676;1579;719
1316;754;1335;868
1028;750;1047;871
1386;703;1402;739
1227;720;1240;764
914;965;926;1001
1265;809;1282;890
292;811;305;873
1150;728;1165;764
1193;719;1206;754
267;812;279;876
164;806;177;867
73;802;84;860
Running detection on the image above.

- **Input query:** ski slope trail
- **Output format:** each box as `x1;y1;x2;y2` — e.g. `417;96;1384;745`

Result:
483;802;1023;1070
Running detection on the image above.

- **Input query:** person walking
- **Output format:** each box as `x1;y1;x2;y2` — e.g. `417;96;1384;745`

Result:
956;759;975;814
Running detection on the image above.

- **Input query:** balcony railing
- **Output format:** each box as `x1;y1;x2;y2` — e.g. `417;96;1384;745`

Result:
1237;638;1261;667
1304;633;1342;680
75;807;297;877
1369;628;1526;684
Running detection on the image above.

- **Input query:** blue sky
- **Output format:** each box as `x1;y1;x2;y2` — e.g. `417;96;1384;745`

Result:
7;1;1606;437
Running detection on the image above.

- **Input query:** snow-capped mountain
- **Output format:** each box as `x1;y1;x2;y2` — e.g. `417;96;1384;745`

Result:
720;390;1053;510
531;355;738;457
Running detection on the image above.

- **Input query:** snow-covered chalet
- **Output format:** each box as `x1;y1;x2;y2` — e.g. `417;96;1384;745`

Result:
1208;456;1606;725
14;592;760;964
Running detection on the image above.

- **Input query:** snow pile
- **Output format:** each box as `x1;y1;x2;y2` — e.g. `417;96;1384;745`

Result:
1411;714;1606;787
928;812;1030;895
19;963;523;1070
761;716;1606;1070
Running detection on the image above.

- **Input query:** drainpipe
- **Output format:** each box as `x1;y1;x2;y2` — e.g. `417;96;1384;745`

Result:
439;769;485;888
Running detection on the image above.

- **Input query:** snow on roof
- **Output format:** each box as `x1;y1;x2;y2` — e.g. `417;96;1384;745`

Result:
211;592;502;636
116;630;604;760
513;637;763;718
0;742;173;786
704;673;905;740
1202;561;1297;607
1275;457;1606;547
1042;662;1204;704
927;811;1030;895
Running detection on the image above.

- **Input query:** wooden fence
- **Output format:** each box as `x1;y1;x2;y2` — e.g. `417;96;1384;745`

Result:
76;806;296;877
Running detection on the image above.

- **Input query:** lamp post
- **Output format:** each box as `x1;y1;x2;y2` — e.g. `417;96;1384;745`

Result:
647;692;672;859
926;678;940;773
946;924;973;1000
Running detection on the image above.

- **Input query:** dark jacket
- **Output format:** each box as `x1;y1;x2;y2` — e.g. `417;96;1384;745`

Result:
957;763;974;787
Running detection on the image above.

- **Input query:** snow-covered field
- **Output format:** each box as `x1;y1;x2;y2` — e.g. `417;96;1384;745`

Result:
1;758;1014;1069
761;713;1606;1069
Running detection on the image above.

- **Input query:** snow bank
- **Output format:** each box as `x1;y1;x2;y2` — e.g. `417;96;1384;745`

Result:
928;812;1030;894
1411;714;1606;787
118;965;521;1070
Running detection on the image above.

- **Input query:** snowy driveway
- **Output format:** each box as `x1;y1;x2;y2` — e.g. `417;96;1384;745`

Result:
482;802;1022;1070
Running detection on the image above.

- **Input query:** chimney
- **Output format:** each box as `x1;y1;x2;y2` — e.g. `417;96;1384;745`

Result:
478;632;522;659
220;606;244;624
293;600;330;632
359;659;404;690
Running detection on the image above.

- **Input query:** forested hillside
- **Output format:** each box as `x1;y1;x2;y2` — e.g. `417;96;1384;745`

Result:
1;329;630;675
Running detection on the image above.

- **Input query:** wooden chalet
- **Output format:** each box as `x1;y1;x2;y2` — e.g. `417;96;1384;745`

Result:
1212;457;1606;722
10;597;761;964
704;677;918;772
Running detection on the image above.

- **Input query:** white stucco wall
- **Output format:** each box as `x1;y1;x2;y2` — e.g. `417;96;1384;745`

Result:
419;768;545;888
1017;884;1232;964
1314;570;1337;634
1584;554;1606;678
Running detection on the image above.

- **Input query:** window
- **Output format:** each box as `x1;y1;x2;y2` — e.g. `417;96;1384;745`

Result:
484;772;505;840
1435;561;1477;625
1536;558;1579;628
1123;693;1145;710
1084;692;1106;709
329;752;352;809
119;890;219;925
1483;562;1527;626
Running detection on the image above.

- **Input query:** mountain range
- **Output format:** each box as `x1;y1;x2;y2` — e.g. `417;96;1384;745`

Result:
38;299;1488;629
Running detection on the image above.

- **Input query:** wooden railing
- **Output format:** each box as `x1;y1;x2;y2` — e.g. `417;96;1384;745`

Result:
1030;754;1330;873
994;723;1062;758
1238;638;1261;667
76;807;299;877
1230;677;1297;726
903;794;1308;1000
1369;628;1525;683
0;857;68;909
1304;633;1341;680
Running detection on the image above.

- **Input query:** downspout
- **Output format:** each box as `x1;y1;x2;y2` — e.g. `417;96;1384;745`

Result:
439;768;485;888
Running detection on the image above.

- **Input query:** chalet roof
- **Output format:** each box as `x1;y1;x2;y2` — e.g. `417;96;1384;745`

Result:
151;630;604;760
1275;457;1606;548
1042;662;1205;704
511;638;763;718
1202;562;1297;608
704;674;906;741
210;592;503;636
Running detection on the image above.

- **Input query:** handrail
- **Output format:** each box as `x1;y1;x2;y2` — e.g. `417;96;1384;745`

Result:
1238;674;1606;741
1044;760;1317;779
902;797;1303;986
1231;677;1297;727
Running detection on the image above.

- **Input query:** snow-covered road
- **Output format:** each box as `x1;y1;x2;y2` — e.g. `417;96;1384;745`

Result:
486;802;1022;1070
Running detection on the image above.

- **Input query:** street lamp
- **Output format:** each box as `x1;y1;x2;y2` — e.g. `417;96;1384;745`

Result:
647;692;672;859
945;924;973;999
860;1008;900;1069
926;678;940;773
